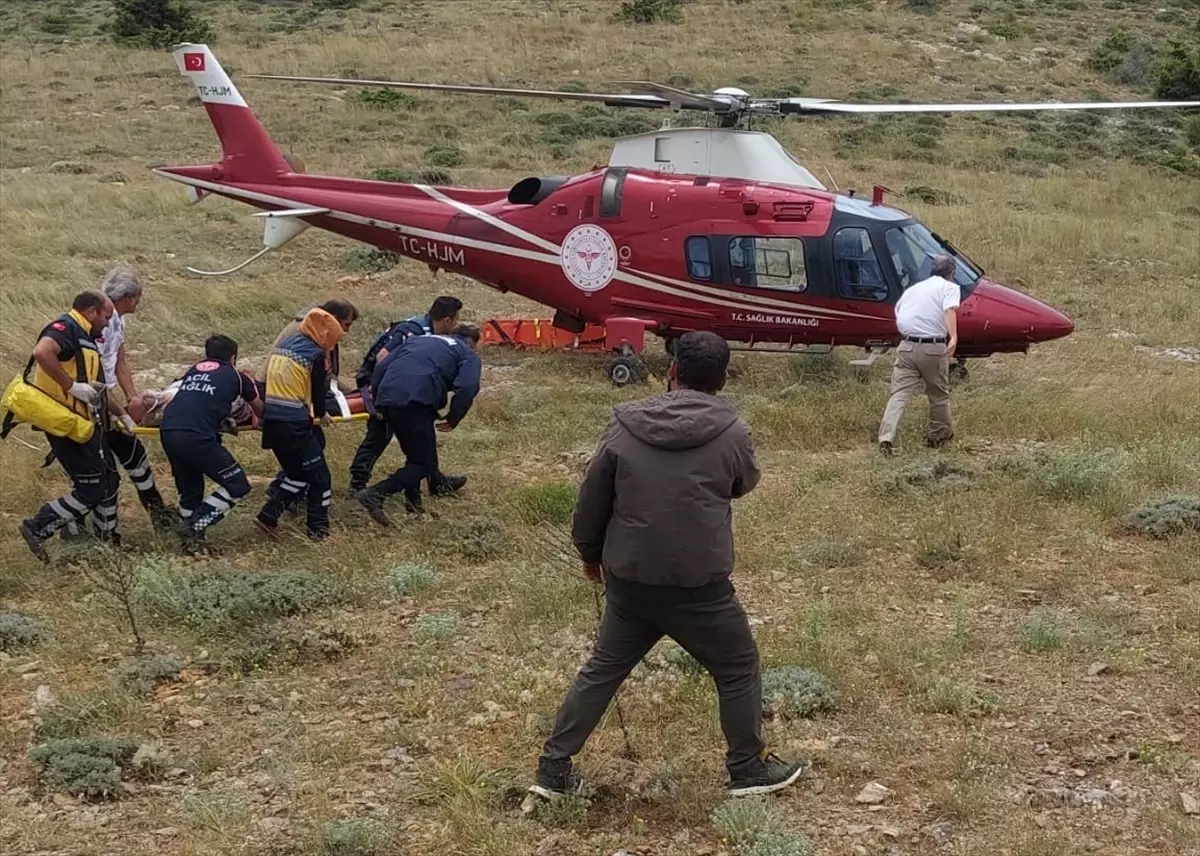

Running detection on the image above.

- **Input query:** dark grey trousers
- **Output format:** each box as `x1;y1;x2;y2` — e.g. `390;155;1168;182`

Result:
540;576;765;776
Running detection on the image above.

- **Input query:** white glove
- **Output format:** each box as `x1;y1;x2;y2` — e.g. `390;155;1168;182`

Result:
68;382;98;404
119;414;138;434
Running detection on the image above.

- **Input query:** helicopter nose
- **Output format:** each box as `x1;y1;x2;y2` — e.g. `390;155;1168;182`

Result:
966;279;1074;344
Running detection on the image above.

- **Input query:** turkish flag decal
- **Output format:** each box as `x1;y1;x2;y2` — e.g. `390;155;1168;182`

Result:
184;52;205;72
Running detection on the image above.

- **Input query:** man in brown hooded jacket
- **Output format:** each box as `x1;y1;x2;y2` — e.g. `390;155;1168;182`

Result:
529;331;807;801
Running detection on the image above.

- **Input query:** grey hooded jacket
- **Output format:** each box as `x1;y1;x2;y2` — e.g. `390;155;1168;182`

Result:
571;389;761;588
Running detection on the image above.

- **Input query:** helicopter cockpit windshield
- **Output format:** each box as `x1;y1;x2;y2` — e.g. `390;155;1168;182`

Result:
884;222;983;297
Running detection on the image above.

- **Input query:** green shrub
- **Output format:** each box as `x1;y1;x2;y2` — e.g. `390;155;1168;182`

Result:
1155;42;1200;100
760;667;837;719
1185;116;1200;149
0;613;50;651
906;0;939;12
904;184;965;205
28;738;141;799
1121;494;1200;538
137;566;350;632
511;482;578;525
110;0;212;49
413;613;459;640
534;792;592;825
233;624;361;672
349;89;419;110
663;642;706;679
890;459;973;491
342;246;400;272
795;539;864;569
387;565;437;597
1088;27;1133;73
922;677;997;717
319;817;388;856
915;537;965;570
438;517;506;562
423;145;466;167
119;653;183;695
615;0;687;24
711;797;812;854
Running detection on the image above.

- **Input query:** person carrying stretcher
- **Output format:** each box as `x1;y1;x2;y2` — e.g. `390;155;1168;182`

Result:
159;335;263;555
255;305;348;540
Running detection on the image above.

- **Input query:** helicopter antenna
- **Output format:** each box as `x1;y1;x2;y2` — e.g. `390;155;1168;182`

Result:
823;166;840;192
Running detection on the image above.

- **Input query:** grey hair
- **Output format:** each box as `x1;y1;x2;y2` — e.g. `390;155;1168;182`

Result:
930;255;956;278
100;264;142;301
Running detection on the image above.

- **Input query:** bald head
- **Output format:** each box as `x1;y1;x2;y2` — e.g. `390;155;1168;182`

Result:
931;255;956;279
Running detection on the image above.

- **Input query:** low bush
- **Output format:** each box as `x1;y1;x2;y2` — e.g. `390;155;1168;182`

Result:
663;642;706;679
109;0;212;49
904;184;965;205
1017;613;1064;652
414;613;458;640
1155;42;1200;101
137;566;350;632
1121;494;1200;538
711;797;814;856
615;0;687;24
992;446;1128;506
342;247;400;272
119;653;183;695
28;737;153;800
760;666;837;719
423;145;466;167
0;613;50;651
437;517;506;562
369;167;452;185
890;459;973;491
233;624;361;672
319;817;389;856
349;89;419;111
37;691;136;740
795;539;865;569
387;565;438;597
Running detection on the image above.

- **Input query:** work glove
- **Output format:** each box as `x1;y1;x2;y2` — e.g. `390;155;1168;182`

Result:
119;414;138;434
69;382;98;404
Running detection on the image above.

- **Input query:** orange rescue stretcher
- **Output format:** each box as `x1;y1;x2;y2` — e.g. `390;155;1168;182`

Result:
480;318;609;352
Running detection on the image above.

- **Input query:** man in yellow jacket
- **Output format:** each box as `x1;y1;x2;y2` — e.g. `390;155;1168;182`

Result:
18;291;138;559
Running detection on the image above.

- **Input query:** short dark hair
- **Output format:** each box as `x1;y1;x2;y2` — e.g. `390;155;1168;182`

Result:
72;291;106;313
451;323;480;344
429;296;463;322
205;334;239;363
320;299;359;323
673;331;729;394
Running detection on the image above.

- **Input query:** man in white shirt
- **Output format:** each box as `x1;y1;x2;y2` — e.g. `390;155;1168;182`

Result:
877;255;960;454
94;265;174;533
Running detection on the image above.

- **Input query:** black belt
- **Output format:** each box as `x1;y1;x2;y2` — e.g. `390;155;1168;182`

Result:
902;335;947;344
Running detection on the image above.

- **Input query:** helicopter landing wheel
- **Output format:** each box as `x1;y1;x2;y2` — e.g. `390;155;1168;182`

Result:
949;359;969;384
607;355;647;387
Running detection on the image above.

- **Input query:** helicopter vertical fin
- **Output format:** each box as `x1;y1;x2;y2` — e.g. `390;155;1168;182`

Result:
171;43;291;183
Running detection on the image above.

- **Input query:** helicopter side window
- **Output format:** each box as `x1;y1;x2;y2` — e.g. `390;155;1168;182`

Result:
833;227;888;302
599;169;626;218
685;236;713;282
727;236;806;291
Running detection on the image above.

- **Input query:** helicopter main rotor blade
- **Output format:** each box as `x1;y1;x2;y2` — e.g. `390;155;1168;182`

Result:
778;98;1200;115
609;80;738;111
245;74;674;110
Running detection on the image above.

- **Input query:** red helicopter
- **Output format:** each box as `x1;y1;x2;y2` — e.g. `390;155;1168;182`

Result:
154;44;1199;384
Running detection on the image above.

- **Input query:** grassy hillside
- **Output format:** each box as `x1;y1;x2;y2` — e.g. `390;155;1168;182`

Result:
1;1;1198;855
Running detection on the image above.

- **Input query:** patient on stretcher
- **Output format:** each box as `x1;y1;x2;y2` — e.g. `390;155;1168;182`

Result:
127;379;363;430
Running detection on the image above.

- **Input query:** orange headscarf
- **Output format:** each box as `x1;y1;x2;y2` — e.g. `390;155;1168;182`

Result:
298;307;345;353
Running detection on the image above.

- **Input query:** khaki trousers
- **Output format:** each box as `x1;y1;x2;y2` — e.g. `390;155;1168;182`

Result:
877;341;952;444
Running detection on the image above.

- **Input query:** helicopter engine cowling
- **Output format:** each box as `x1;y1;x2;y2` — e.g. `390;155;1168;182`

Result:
507;176;570;205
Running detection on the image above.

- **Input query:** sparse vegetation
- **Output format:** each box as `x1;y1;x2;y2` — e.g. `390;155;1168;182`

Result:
414;612;459;640
711;797;814;856
318;818;389;856
1018;613;1064;652
349;89;419;111
0;612;50;651
510;482;578;525
615;0;687;25
342;246;401;272
437;517;506;562
28;737;154;799
993;446;1130;510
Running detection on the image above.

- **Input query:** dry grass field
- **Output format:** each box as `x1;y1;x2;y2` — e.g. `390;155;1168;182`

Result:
1;1;1198;854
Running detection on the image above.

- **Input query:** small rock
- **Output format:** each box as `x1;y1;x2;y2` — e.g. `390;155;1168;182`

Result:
925;821;954;847
855;781;891;804
186;719;204;728
1181;792;1199;815
1087;662;1111;677
256;816;290;833
50;160;91;175
957;22;983;35
152;827;180;837
247;704;263;714
33;685;57;709
288;691;302;704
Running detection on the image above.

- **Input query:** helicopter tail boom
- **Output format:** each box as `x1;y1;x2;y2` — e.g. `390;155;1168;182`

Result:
171;43;292;183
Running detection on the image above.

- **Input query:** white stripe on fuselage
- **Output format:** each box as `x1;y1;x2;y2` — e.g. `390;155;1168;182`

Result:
154;170;877;323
